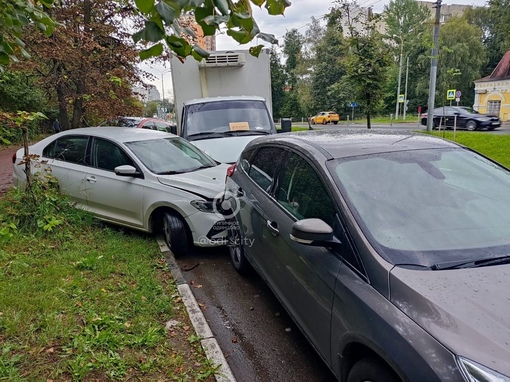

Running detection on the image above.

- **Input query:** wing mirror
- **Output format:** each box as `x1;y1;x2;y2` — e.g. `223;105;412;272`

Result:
114;165;142;177
290;218;340;247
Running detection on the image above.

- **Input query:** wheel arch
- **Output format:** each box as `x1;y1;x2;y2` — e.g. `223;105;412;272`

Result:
148;205;192;239
338;339;404;382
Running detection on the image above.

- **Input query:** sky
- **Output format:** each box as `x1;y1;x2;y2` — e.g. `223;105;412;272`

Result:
144;0;488;99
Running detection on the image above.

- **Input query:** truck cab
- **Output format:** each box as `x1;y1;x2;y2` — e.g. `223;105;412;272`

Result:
171;49;279;163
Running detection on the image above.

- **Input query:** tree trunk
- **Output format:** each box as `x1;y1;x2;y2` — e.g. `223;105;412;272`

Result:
56;80;70;131
71;79;85;129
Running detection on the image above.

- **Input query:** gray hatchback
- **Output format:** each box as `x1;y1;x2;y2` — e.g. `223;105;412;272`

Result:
223;129;510;382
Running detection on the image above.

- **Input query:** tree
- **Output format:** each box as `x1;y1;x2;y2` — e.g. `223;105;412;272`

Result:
269;48;286;119
415;16;486;108
339;2;391;128
132;0;290;61
281;29;304;118
20;0;143;129
1;0;291;69
0;0;56;69
309;8;349;116
383;0;430;116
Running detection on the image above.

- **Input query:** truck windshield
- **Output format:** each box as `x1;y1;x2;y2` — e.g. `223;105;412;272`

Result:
184;100;273;137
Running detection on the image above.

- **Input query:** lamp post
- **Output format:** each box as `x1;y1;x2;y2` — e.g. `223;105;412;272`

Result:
151;67;171;119
395;34;404;120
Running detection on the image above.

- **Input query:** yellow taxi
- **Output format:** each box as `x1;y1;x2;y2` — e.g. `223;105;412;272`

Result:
310;111;340;125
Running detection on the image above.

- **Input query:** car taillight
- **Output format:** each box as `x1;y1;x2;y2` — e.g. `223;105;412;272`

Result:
12;152;16;164
226;164;236;177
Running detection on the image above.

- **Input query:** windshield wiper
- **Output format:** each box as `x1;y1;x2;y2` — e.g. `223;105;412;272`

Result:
187;132;227;140
189;164;215;172
222;130;271;135
430;254;510;270
157;170;187;175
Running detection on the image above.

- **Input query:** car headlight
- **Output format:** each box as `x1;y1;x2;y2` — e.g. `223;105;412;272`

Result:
190;200;215;213
458;356;510;382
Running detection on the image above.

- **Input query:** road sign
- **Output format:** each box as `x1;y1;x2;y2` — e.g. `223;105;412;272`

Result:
456;90;462;98
350;102;358;108
447;89;456;100
455;97;460;103
398;94;405;103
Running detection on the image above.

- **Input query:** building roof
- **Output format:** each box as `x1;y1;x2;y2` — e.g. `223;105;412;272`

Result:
475;50;510;83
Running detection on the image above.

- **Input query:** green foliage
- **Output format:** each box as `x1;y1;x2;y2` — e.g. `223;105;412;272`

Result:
310;12;349;115
0;70;46;112
0;0;56;69
270;48;286;119
0;172;93;244
133;0;289;60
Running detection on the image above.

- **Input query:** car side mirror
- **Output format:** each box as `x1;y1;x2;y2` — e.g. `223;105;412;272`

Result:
114;165;142;177
290;218;340;247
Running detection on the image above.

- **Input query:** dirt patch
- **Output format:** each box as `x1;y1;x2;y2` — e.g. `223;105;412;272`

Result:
0;146;20;195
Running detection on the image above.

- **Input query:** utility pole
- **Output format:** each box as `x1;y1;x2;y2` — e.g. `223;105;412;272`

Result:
404;56;409;120
395;35;404;120
426;0;442;132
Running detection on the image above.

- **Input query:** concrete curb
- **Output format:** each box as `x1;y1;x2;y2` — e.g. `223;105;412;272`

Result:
156;237;236;382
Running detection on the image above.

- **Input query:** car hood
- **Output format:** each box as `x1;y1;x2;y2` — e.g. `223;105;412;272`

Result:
190;135;264;164
157;164;229;199
390;265;510;376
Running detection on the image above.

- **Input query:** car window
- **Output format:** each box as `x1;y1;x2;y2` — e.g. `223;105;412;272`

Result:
91;138;135;171
43;135;89;165
125;137;216;174
239;147;256;173
248;147;286;192
141;121;155;130
274;153;335;226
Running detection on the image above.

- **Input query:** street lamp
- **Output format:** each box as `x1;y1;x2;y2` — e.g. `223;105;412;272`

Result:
152;67;171;102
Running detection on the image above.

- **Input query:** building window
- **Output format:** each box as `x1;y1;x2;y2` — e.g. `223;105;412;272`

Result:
487;100;501;116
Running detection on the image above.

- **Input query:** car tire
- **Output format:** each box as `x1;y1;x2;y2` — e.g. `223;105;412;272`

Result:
227;219;252;275
163;212;189;256
333;121;338;125
347;358;399;382
466;120;477;131
311;120;315;125
322;119;327;125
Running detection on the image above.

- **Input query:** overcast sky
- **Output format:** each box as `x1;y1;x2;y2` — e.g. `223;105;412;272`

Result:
144;0;488;99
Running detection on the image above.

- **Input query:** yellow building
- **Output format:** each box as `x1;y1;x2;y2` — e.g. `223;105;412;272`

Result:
474;50;510;121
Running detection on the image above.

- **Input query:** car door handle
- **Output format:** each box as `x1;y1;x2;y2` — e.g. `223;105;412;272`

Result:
236;188;244;197
266;220;279;236
86;176;97;183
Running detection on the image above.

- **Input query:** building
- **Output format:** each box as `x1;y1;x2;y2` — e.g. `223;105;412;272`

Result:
133;84;160;103
179;14;216;52
418;1;471;23
473;50;510;122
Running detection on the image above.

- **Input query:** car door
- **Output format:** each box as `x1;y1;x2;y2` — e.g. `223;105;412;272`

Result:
235;146;288;275
256;151;342;364
41;135;91;208
85;137;144;228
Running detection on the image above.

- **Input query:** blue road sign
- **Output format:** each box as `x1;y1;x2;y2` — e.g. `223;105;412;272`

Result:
350;102;358;108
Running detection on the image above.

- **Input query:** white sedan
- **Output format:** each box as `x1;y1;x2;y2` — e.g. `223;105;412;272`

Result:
13;127;230;255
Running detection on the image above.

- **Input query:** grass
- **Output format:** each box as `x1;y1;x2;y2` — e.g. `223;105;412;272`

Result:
426;131;510;168
0;181;217;381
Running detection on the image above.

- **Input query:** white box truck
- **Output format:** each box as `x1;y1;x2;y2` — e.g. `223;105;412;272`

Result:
170;49;281;163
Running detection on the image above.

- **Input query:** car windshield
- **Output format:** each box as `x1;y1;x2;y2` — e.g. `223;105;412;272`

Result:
184;100;273;137
125;137;217;174
328;148;510;267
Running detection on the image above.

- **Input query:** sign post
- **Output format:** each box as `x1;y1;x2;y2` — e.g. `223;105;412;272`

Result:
455;90;462;106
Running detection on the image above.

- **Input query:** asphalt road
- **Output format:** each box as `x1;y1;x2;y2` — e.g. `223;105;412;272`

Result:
176;247;337;382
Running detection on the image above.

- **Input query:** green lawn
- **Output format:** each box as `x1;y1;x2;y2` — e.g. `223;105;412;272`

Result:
427;131;510;168
0;184;216;381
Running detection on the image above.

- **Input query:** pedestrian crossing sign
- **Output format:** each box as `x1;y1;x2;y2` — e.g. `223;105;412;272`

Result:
447;89;456;100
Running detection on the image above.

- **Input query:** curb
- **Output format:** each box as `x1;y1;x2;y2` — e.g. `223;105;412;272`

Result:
156;237;237;382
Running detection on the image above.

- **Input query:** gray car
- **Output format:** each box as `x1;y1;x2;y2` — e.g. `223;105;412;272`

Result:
223;129;510;381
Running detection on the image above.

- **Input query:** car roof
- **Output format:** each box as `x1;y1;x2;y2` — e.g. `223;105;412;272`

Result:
56;127;176;143
249;129;460;159
184;95;266;106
